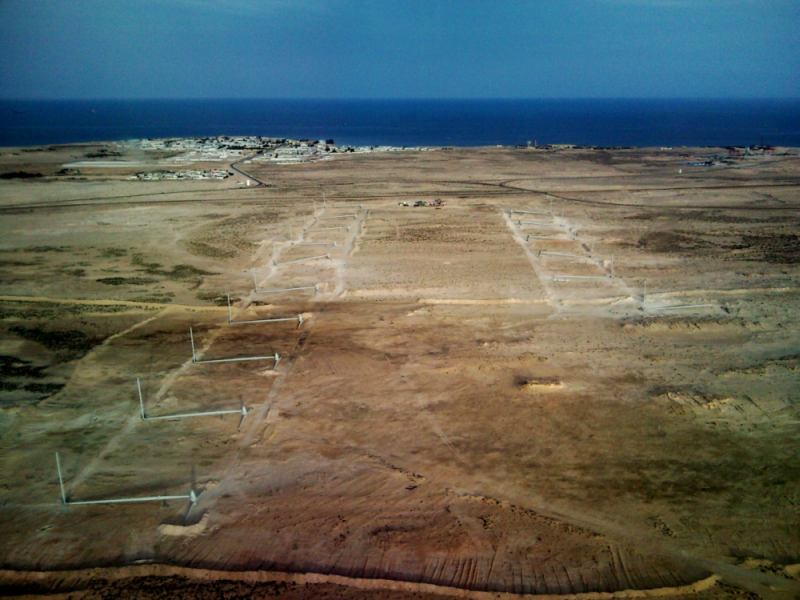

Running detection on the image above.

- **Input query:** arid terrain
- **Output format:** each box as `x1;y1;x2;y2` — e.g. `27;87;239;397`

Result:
0;141;798;599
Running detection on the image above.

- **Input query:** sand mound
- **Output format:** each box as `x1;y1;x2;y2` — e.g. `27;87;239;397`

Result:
158;513;210;538
516;375;563;392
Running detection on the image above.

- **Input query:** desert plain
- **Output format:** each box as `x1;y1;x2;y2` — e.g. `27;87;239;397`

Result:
0;141;798;599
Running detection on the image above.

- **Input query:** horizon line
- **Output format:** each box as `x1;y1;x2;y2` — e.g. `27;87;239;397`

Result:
2;96;800;102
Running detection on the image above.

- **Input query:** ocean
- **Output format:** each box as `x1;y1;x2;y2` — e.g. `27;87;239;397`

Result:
1;98;798;148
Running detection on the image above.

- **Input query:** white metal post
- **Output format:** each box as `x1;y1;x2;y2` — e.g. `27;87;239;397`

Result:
55;452;66;504
189;327;197;362
137;377;146;420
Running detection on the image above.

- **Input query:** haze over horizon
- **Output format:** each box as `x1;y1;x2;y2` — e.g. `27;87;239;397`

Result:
0;0;798;101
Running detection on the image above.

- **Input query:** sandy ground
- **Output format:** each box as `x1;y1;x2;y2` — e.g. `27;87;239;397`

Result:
0;142;799;599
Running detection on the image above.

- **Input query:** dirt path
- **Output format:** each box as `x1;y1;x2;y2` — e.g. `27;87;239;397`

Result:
0;563;722;599
0;295;224;312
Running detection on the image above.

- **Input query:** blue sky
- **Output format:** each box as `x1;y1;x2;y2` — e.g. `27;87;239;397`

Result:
0;0;797;99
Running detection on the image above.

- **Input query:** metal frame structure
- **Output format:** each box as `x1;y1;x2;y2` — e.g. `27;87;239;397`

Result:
551;274;610;282
136;377;248;422
538;250;588;260
318;214;357;220
55;452;198;507
273;253;330;267
291;241;336;247
312;226;349;232
226;294;303;326
659;303;719;311
189;327;280;367
509;208;550;216
517;219;559;227
254;284;318;296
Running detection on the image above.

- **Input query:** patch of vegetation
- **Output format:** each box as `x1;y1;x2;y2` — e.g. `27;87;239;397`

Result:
196;291;235;306
21;246;70;253
8;326;105;361
85;149;122;158
740;234;800;264
184;210;279;259
130;254;215;280
0;354;47;379
99;247;127;258
0;171;43;179
0;380;63;396
64;268;86;277
0;301;136;319
61;575;295;598
637;231;713;253
166;264;214;279
96;276;157;286
131;293;174;304
185;240;238;259
0;259;38;267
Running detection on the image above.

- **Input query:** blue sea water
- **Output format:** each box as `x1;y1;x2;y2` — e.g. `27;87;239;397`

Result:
0;98;799;148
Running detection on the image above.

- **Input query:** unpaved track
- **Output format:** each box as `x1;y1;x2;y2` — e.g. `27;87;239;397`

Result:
0;564;723;600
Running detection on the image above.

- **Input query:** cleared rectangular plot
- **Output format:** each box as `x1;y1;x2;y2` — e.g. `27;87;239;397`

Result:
345;204;547;301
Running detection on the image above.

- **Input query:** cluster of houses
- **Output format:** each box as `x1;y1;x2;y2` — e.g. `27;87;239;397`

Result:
130;136;430;166
131;169;233;181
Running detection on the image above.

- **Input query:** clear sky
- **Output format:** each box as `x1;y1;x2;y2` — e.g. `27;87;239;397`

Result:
0;0;797;99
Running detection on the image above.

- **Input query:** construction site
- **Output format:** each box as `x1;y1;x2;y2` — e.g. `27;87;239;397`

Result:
0;141;798;599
